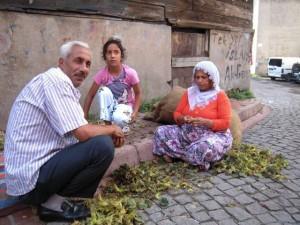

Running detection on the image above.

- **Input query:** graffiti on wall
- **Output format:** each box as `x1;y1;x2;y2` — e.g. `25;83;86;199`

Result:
212;31;252;85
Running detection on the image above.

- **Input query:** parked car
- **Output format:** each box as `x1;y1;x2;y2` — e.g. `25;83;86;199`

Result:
267;57;300;80
292;63;300;83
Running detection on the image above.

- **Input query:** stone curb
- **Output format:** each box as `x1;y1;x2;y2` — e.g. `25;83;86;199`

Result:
105;100;271;177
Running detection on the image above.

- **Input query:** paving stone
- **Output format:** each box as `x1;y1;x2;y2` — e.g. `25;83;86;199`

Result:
225;207;252;221
257;213;277;224
171;215;199;225
174;194;193;205
271;211;295;223
218;219;238;225
227;178;246;186
251;193;269;201
168;189;186;195
261;189;280;198
191;211;211;222
277;189;298;198
214;196;237;207
145;221;156;225
238;218;261;225
235;194;255;205
211;176;224;184
138;210;149;222
157;219;175;225
145;203;162;214
216;182;234;191
200;222;218;225
197;181;214;189
163;205;187;217
274;196;292;207
218;173;233;180
184;202;204;213
205;187;224;196
245;202;268;215
225;188;243;197
192;193;211;202
149;211;164;222
251;182;267;191
241;177;257;184
208;209;231;220
290;198;300;207
240;185;256;194
286;207;299;214
158;194;177;207
261;200;282;211
200;200;221;210
292;213;300;222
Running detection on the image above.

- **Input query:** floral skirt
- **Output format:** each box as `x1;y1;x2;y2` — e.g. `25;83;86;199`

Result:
153;124;233;170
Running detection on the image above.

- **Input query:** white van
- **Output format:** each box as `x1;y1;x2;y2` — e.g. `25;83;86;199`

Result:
267;57;300;80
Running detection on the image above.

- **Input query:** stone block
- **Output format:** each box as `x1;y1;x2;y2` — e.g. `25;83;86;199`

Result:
135;138;155;162
104;145;138;177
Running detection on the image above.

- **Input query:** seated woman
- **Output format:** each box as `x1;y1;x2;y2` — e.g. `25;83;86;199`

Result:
83;36;141;129
153;61;233;170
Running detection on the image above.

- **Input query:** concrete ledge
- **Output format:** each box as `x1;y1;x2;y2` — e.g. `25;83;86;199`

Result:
105;145;139;176
105;99;272;177
231;99;264;122
241;105;271;131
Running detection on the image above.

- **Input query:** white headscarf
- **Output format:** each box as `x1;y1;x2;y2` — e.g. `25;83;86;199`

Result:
187;61;221;110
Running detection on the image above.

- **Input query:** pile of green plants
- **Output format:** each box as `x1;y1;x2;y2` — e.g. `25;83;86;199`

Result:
74;161;195;225
140;98;161;113
213;144;288;180
73;144;288;225
227;88;255;100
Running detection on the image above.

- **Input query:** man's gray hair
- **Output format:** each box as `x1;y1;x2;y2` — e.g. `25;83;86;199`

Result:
59;41;90;59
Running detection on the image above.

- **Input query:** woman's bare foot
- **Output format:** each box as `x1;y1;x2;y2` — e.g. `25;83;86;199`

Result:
163;155;173;163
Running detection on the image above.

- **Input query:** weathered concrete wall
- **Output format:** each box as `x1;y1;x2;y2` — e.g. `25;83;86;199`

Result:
0;11;171;130
256;0;300;75
210;30;252;90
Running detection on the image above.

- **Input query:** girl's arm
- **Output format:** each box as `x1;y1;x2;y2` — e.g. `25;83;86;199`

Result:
83;82;100;119
131;83;142;122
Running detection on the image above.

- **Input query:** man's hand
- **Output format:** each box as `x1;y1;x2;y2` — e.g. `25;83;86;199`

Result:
111;124;125;147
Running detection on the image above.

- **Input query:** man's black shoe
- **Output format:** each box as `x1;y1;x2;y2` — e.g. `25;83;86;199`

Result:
38;200;90;222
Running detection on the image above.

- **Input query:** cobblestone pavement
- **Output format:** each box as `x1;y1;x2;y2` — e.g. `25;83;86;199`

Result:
139;78;300;225
1;78;299;225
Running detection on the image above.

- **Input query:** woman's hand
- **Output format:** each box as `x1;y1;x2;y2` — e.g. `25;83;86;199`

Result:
190;117;213;128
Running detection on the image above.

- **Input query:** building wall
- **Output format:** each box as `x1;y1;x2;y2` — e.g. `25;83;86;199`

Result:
0;0;254;130
256;0;300;75
210;30;252;90
0;11;171;129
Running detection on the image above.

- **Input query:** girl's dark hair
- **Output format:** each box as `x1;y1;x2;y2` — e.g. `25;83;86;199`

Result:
102;36;126;61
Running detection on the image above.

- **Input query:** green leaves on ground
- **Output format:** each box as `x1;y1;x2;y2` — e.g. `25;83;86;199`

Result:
227;88;255;100
74;161;195;225
213;143;288;180
73;144;288;225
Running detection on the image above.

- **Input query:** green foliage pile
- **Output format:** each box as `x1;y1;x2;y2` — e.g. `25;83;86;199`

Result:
140;98;161;113
227;88;255;100
213;144;288;180
73;144;288;225
74;161;195;225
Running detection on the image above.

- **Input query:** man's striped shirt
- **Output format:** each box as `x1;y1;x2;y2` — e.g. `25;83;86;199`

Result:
4;67;88;196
